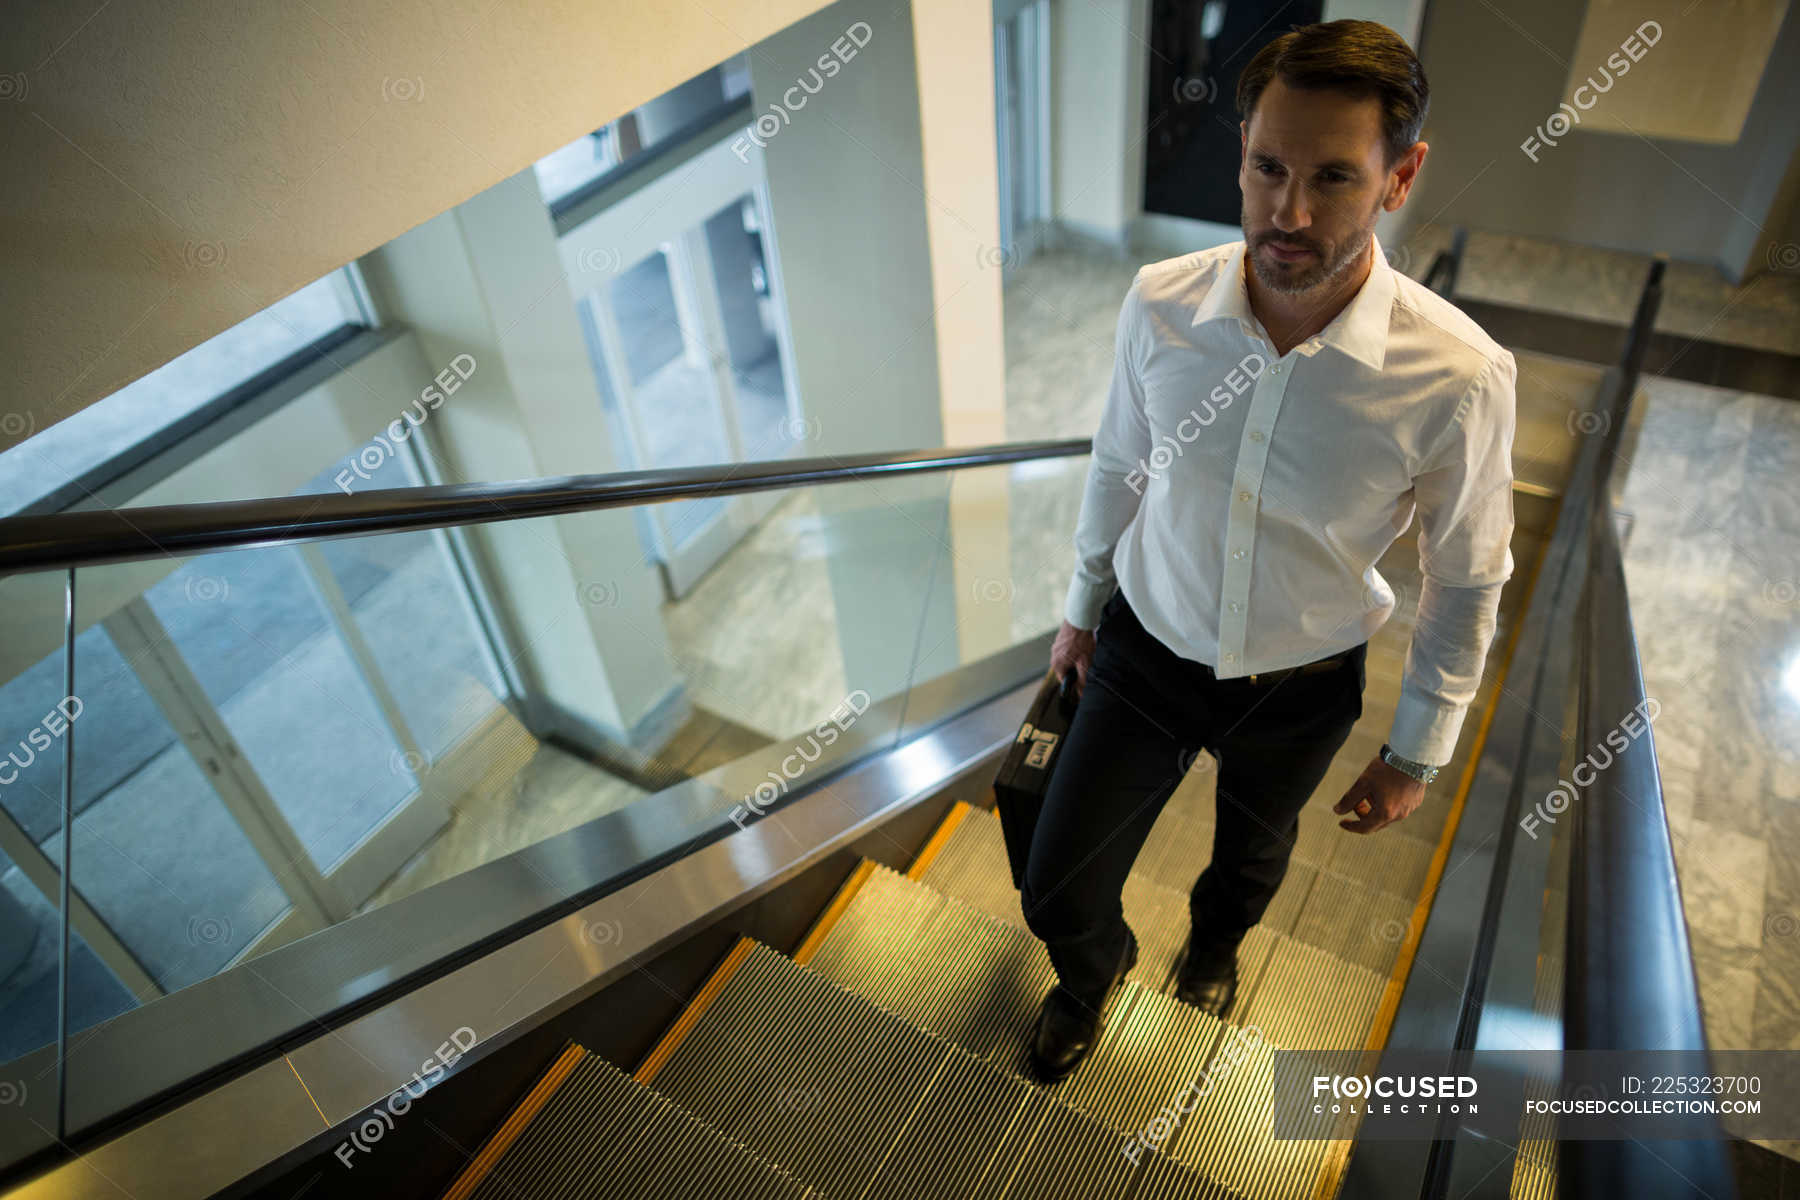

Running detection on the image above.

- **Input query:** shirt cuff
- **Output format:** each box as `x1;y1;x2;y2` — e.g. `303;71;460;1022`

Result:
1387;685;1467;768
1064;574;1112;631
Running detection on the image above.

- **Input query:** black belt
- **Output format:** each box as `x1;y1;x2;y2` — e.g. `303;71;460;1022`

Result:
1241;650;1353;686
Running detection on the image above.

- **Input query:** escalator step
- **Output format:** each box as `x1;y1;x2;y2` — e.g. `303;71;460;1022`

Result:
1160;1038;1353;1200
1288;865;1417;974
462;1051;815;1199
649;940;1212;1198
806;864;1382;1200
651;940;968;1197
918;803;1403;993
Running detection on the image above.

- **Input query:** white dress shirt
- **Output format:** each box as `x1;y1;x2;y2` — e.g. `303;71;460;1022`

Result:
1065;235;1517;767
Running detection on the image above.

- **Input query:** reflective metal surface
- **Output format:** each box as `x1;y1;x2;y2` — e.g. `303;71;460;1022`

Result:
4;1056;327;1200
2;642;1043;1197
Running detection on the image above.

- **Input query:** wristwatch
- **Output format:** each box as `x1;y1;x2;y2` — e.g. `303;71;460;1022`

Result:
1380;742;1441;785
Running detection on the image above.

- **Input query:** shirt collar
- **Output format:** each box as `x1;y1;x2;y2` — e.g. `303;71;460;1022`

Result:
1191;234;1394;372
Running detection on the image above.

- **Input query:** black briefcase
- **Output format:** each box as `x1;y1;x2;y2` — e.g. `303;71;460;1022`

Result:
992;668;1080;891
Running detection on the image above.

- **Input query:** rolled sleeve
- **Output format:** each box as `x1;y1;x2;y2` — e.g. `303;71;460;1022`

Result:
1389;351;1518;765
1064;273;1152;630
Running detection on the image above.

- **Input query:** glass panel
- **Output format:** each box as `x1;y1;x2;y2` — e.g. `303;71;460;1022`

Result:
605;247;730;550
60;618;293;1008
894;455;1093;685
295;456;508;782
0;270;365;518
138;547;413;877
0;570;74;1155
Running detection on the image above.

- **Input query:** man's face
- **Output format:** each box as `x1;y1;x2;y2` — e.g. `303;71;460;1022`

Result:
1239;76;1415;296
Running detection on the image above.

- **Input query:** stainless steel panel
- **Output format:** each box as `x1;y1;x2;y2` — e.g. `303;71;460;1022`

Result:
4;1057;325;1200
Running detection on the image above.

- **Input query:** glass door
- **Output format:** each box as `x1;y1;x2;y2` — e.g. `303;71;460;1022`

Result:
557;118;805;600
576;193;802;597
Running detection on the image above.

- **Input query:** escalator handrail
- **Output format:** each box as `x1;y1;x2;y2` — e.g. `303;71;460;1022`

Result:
0;437;1091;574
1562;259;1734;1194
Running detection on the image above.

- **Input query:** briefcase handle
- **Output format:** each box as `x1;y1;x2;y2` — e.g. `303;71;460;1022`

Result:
1055;668;1079;718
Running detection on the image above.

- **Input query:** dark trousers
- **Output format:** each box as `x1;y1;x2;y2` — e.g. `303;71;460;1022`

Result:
1020;588;1367;1007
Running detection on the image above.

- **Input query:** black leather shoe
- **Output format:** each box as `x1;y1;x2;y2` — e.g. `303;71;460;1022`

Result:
1174;934;1239;1017
1026;931;1138;1084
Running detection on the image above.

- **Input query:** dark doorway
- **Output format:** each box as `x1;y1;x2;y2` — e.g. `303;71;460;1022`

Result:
1143;0;1325;225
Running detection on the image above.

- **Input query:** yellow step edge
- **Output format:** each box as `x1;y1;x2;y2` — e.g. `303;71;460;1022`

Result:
1311;520;1555;1200
793;859;877;966
441;1041;586;1200
907;800;973;880
635;937;756;1086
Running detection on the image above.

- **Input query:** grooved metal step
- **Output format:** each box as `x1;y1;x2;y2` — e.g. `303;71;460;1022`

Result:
919;803;1413;991
805;864;1367;1200
650;940;1230;1199
463;1051;816;1199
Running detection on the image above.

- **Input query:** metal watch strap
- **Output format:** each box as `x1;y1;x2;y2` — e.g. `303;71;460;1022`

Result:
1380;742;1441;785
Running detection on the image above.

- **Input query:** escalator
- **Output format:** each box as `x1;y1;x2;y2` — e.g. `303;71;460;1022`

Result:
0;252;1737;1200
436;479;1538;1199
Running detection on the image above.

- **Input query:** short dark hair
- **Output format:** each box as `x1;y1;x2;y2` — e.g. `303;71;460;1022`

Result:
1235;19;1429;165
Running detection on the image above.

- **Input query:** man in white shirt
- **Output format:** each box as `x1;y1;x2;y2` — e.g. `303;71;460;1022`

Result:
1022;18;1517;1084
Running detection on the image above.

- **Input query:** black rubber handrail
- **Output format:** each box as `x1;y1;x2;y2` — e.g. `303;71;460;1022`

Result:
0;437;1091;574
1562;262;1734;1194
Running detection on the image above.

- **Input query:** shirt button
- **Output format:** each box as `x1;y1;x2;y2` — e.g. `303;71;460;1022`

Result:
1249;431;1265;442
1232;549;1245;559
1270;363;1283;375
1224;652;1236;662
1230;602;1241;612
1237;490;1251;502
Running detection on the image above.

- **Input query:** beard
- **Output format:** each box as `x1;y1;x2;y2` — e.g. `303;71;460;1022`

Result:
1241;198;1381;295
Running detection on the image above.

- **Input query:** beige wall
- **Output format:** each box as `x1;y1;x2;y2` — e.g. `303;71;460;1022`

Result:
0;0;835;456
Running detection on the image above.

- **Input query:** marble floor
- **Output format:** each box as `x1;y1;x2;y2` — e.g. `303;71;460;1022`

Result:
1613;373;1800;1154
1398;222;1800;357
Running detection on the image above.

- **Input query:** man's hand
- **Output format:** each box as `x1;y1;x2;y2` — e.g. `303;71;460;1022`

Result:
1050;621;1096;696
1333;754;1427;834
